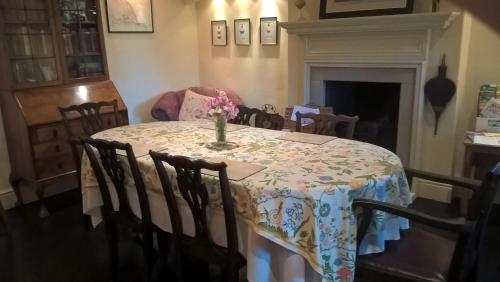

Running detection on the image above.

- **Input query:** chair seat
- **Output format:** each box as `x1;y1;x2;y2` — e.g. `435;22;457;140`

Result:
356;227;456;282
181;236;246;269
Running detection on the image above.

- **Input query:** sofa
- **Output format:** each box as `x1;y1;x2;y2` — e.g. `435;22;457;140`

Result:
151;86;245;121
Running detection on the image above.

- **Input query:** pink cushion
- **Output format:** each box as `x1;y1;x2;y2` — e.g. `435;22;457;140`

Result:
151;86;245;121
178;89;213;121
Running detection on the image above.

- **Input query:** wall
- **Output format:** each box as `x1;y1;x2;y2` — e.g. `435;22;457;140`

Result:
453;15;500;175
0;0;201;208
195;0;288;113
101;0;200;124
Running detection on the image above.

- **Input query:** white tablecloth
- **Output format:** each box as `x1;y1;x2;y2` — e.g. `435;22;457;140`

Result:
81;121;412;282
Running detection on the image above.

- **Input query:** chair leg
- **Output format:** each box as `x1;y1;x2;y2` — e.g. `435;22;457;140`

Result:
222;266;239;282
142;228;154;282
105;221;118;282
83;214;92;231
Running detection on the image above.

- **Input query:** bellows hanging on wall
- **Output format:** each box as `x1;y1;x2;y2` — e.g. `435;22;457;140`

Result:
424;54;456;135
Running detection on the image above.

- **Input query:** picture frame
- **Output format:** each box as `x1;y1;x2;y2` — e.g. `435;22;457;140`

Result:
319;0;414;19
234;18;251;46
105;0;154;33
211;20;227;46
260;17;278;45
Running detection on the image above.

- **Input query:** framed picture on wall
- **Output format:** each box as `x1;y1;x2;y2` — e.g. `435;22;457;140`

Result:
260;17;278;45
105;0;154;33
211;20;227;46
319;0;414;19
234;18;251;45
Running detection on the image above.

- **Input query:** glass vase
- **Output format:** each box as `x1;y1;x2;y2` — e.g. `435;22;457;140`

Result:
214;114;227;146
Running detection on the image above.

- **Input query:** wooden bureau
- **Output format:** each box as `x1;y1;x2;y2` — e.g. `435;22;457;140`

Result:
0;80;128;216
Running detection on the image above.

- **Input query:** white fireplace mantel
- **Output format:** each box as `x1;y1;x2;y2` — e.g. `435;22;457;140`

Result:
280;12;459;35
281;12;461;201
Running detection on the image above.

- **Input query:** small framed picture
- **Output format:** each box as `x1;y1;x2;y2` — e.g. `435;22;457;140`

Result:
234;18;251;45
260;17;278;45
211;20;227;46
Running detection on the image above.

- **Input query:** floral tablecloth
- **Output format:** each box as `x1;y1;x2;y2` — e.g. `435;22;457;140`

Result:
81;120;412;282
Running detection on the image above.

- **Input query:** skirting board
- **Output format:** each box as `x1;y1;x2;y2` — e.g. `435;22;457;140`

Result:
0;189;17;210
412;178;452;203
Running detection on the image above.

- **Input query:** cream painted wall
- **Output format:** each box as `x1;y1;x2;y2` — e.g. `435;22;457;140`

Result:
100;0;200;123
195;0;288;113
453;15;500;175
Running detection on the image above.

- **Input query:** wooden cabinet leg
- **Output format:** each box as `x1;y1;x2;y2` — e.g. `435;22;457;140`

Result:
9;174;24;207
35;183;49;218
0;200;9;235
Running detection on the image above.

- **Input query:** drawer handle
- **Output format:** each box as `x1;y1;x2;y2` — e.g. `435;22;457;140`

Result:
55;145;60;152
52;129;58;137
57;162;63;169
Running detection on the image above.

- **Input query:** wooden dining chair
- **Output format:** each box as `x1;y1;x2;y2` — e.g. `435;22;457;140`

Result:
230;106;261;126
232;105;285;130
82;137;155;282
59;100;123;230
353;164;500;282
295;112;359;138
256;111;285;131
149;151;246;282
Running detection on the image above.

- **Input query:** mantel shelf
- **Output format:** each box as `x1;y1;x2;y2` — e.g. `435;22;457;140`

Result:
280;12;460;35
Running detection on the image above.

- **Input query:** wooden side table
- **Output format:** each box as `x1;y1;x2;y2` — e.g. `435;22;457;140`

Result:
463;139;500;179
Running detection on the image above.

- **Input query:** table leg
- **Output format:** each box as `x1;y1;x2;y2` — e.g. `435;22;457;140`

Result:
463;147;473;178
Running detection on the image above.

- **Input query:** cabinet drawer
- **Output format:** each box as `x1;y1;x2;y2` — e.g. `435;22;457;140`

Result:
34;153;75;180
33;141;71;159
32;124;67;143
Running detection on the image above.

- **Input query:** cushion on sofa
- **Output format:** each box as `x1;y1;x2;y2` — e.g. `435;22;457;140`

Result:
178;89;214;121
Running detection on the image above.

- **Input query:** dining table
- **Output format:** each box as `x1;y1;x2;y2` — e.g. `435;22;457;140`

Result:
81;120;413;282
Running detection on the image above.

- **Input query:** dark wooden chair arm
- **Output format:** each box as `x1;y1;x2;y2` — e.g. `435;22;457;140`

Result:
404;167;481;190
353;198;474;249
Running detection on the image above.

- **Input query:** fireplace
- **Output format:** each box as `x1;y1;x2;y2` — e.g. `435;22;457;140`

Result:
324;81;401;153
307;66;415;166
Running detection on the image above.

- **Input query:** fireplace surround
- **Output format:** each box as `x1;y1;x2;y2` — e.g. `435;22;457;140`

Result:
281;12;459;168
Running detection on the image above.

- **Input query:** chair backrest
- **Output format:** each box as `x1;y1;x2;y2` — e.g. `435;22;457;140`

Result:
149;151;239;256
449;163;500;282
255;111;285;131
232;106;284;130
82;138;151;224
231;106;261;126
59;100;122;172
59;100;121;138
295;112;359;138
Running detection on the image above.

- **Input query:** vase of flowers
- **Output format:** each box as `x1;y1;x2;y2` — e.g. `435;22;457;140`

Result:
208;91;239;146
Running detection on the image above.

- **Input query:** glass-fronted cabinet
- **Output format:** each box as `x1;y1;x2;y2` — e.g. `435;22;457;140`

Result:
1;0;61;87
58;0;105;80
0;0;108;89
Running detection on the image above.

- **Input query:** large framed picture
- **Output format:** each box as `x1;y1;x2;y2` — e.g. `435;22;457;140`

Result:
234;18;251;45
319;0;414;19
211;20;227;46
105;0;154;33
260;17;278;45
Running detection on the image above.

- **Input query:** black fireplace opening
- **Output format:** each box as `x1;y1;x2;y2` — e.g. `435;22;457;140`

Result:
324;80;401;153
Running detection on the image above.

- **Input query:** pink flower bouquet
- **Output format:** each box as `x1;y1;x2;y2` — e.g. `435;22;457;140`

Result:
207;90;239;119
